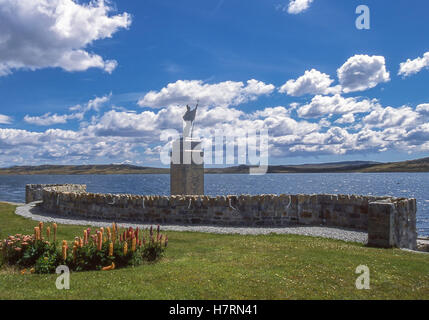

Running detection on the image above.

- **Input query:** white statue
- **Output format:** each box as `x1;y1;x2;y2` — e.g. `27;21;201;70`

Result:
183;102;198;139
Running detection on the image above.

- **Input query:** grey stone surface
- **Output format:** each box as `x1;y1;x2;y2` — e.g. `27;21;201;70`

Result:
26;184;86;203
15;202;368;243
22;184;418;249
170;138;204;195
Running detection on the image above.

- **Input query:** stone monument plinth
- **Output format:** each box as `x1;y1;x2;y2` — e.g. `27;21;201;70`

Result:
170;137;204;195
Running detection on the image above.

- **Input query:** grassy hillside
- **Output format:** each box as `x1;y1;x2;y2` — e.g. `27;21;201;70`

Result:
0;164;169;175
361;157;429;172
0;202;428;300
0;157;428;175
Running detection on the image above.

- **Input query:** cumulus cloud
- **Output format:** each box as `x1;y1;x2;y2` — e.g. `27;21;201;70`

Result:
398;52;429;77
337;55;390;93
335;113;355;124
69;94;111;113
24;112;83;126
416;103;429;115
279;69;340;96
24;94;110;126
2;98;429;166
0;0;131;76
3;81;429;165
297;94;378;118
0;114;12;124
363;106;419;129
286;0;314;14
137;79;275;108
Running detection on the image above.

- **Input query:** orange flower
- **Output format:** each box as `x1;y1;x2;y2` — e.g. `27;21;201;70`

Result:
39;221;43;234
53;223;57;242
132;237;136;252
112;223;116;242
123;242;128;255
72;245;77;261
62;240;68;260
21;269;27;275
46;226;51;242
101;262;115;271
97;231;102;251
34;227;40;241
109;242;113;256
83;230;88;245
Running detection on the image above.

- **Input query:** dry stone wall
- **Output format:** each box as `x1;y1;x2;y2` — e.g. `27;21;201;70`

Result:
33;184;417;249
26;184;87;203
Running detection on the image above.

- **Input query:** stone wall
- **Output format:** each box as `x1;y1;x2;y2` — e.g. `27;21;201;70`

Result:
36;184;417;249
26;184;87;203
368;199;417;249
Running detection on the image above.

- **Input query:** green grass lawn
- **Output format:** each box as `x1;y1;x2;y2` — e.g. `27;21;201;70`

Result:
0;202;428;300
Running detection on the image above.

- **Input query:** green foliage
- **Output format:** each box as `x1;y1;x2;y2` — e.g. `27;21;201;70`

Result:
1;203;429;299
69;240;113;271
0;222;168;274
0;234;54;268
142;237;167;262
35;248;62;274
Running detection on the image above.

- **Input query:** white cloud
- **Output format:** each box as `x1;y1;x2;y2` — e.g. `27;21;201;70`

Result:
287;0;314;14
2;99;429;166
69;94;111;113
0;114;12;124
279;69;340;96
24;112;84;126
297;94;378;118
137;79;275;108
416;103;429;115
3;83;429;166
363;106;419;129
398;52;429;77
24;94;110;126
335;113;355;124
0;0;131;76
337;55;390;93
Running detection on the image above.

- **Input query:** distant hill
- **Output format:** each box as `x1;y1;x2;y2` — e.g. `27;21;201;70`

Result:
0;164;169;175
360;157;429;172
0;157;428;175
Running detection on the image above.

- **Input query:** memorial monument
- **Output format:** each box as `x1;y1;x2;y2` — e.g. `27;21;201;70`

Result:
170;102;204;195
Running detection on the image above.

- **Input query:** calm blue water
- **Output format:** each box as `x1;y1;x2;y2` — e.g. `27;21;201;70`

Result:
0;173;428;236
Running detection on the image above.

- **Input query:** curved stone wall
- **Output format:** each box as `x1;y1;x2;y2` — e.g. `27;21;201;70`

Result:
26;184;87;203
32;184;417;249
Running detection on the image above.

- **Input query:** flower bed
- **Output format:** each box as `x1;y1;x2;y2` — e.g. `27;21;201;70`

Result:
0;222;168;274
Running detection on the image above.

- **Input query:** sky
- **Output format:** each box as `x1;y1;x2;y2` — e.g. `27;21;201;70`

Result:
0;0;429;167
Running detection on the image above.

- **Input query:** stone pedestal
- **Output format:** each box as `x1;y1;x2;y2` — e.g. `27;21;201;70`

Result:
368;201;394;248
170;138;204;195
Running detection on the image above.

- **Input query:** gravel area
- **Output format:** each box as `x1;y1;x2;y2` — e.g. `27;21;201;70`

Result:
11;202;368;244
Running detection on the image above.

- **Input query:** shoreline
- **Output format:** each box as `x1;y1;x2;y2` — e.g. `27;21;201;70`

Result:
1;171;429;175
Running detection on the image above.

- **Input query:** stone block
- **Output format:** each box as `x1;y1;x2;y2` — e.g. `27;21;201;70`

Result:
368;202;394;248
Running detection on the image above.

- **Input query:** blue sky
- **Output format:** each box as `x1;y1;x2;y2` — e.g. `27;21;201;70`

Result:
0;0;429;167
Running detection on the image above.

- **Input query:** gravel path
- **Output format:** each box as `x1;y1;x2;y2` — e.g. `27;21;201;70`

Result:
11;202;368;244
